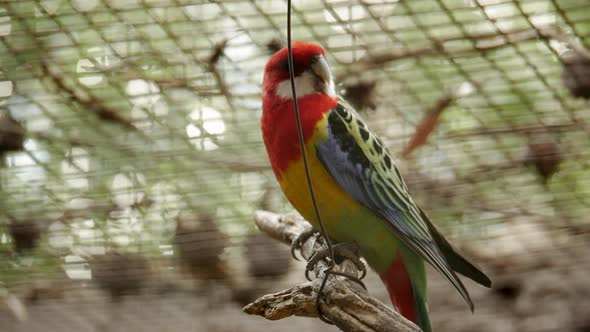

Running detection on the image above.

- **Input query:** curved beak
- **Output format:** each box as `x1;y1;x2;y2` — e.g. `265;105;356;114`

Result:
311;55;332;83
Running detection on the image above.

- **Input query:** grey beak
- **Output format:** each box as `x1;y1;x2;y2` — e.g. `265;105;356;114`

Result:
311;55;332;83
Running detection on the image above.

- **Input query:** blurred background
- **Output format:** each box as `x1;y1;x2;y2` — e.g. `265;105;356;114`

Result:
0;0;589;331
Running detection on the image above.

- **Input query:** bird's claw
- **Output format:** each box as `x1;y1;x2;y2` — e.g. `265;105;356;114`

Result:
305;242;367;283
312;243;368;325
290;227;318;261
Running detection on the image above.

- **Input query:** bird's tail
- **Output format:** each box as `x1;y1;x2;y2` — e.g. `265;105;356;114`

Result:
379;253;431;332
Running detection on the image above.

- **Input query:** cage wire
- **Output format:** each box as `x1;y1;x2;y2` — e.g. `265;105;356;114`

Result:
0;0;589;331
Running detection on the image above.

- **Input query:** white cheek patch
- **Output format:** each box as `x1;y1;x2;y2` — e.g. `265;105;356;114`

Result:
325;79;336;98
275;71;336;99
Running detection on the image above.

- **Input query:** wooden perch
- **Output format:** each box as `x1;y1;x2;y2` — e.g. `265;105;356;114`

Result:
244;211;420;332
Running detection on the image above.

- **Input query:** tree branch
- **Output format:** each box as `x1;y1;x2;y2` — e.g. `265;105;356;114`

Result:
446;122;579;138
244;211;420;332
347;26;590;73
40;61;138;131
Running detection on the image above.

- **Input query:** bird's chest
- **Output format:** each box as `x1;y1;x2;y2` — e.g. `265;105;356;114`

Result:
277;140;364;237
278;145;399;267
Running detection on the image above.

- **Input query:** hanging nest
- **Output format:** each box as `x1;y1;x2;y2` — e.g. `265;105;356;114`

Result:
8;219;41;253
266;38;285;54
343;80;378;112
0;112;25;154
227;232;292;306
174;213;230;281
25;280;67;304
525;133;562;185
244;232;291;279
492;277;523;301
90;251;150;301
561;52;590;100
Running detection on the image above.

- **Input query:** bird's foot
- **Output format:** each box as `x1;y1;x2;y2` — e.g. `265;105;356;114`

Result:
309;242;368;325
290;226;318;261
305;242;367;284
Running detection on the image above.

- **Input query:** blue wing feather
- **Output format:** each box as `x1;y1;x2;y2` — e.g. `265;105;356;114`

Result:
316;102;477;310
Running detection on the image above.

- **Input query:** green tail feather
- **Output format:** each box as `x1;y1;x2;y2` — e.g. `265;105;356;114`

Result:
400;247;432;332
413;291;432;332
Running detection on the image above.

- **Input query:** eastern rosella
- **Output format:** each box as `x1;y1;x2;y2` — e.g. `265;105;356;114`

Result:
261;41;491;331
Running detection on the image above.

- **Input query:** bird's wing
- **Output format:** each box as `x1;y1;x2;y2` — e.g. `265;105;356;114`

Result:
316;102;474;310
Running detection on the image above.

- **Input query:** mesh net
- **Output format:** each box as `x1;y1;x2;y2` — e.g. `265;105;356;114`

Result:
1;1;589;331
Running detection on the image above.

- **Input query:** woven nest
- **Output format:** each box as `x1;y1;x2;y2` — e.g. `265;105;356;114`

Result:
174;214;230;281
8;219;41;253
562;53;590;99
90;251;150;300
244;232;291;279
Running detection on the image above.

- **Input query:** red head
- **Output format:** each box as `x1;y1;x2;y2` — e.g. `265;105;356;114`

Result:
264;41;325;80
263;41;336;102
261;41;338;178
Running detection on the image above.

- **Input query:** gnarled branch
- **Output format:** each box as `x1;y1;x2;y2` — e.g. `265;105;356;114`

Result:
244;211;420;332
345;26;590;75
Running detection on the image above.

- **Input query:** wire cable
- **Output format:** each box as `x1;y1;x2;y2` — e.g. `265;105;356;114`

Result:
286;0;336;325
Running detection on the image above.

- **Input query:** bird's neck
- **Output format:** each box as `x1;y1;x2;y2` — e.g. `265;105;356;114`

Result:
261;92;338;179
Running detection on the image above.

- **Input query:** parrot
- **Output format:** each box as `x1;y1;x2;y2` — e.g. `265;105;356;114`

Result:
261;41;491;331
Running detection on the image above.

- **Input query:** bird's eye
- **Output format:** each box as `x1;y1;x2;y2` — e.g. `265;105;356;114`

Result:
281;60;303;74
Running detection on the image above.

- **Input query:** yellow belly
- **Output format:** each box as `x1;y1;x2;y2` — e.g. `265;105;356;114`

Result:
280;147;361;222
277;118;371;241
278;117;358;225
276;117;400;269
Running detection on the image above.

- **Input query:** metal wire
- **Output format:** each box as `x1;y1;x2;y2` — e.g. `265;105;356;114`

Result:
285;1;334;261
285;0;338;324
